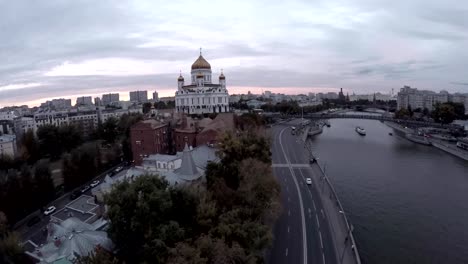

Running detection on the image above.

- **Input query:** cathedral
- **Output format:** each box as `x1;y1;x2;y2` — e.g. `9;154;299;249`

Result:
175;50;230;114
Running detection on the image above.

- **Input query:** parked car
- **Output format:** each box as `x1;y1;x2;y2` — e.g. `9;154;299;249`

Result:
306;178;312;185
70;190;81;200
90;180;100;188
114;166;123;173
43;206;56;216
309;158;317;164
80;185;90;193
26;216;41;227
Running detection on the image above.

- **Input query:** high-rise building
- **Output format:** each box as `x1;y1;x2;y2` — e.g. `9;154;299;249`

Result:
129;90;148;102
94;97;102;106
397;86;467;112
153;91;159;101
102;93;120;105
76;96;93;106
40;99;72;110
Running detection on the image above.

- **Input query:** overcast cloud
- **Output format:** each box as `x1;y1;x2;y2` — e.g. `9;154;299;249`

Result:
1;0;468;106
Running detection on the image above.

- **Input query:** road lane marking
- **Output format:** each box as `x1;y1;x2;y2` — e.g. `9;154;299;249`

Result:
288;226;290;233
278;127;307;264
316;214;320;228
313;200;316;211
286;248;289;256
322;252;326;264
288;210;291;216
288;197;290;202
321;209;325;218
319;231;324;249
308;208;312;218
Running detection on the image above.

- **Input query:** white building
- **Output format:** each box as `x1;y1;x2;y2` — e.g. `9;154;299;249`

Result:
26;217;113;264
175;51;229;114
0;111;18;120
14;117;35;139
0;135;17;158
397;86;468;112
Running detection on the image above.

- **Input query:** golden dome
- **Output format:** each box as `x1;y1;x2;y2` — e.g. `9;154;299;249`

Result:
219;72;225;79
178;74;184;81
191;55;211;70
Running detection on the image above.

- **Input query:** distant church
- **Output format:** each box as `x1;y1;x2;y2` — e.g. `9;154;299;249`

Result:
175;50;230;114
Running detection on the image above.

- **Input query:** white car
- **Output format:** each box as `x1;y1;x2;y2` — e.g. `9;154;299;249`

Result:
306;178;312;185
90;180;100;188
43;206;56;216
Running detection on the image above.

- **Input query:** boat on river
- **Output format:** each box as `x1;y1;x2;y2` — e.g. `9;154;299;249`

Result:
356;126;366;136
405;133;431;146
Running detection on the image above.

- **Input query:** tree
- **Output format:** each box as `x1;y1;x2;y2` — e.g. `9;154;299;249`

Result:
394;108;410;119
62;143;100;190
422;108;429;116
100;117;119;144
105;175;180;263
0;232;24;264
154;101;167;109
34;159;56;207
446;102;465;119
432;103;456;124
0;211;7;237
237;159;281;221
142;102;153;114
37;124;83;159
58;124;83;152
0;213;23;264
20;129;40;163
37;125;61;159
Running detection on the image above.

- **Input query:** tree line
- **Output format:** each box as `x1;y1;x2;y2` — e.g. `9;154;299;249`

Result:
97;131;281;263
142;100;176;114
395;102;466;124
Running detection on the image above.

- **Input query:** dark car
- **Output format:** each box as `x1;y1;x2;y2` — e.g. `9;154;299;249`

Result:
309;158;317;164
26;216;41;227
70;190;81;200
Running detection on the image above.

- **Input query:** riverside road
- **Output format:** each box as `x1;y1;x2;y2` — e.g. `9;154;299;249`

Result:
268;120;359;264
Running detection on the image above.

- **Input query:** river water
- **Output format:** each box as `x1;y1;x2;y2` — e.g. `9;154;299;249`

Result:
309;117;468;264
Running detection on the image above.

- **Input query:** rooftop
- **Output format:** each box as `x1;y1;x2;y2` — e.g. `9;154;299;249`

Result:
0;134;16;142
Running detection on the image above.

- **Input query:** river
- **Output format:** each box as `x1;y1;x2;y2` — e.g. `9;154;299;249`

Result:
308;117;468;264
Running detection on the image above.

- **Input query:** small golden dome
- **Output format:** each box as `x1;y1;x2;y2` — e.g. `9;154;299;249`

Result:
219;72;225;79
191;55;211;70
178;74;184;81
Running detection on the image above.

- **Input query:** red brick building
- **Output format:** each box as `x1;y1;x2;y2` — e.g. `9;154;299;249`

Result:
173;113;235;151
130;119;169;165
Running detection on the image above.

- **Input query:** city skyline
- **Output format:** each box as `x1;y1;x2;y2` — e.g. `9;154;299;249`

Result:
2;0;468;106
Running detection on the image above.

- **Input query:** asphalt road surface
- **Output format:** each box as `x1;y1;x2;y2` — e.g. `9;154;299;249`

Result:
268;122;338;264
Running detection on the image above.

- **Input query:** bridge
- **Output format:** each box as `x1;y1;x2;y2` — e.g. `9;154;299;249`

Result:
265;112;460;129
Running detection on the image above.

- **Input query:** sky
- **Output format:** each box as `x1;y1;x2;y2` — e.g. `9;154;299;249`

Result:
1;0;468;107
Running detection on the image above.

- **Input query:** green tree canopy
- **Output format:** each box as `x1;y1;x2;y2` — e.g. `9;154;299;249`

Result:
432;103;456;124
